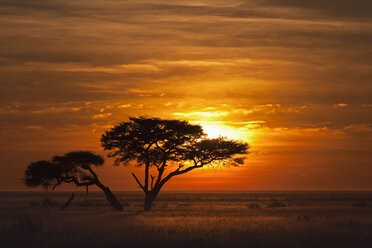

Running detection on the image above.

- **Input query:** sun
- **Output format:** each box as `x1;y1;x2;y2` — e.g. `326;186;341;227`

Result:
201;123;242;140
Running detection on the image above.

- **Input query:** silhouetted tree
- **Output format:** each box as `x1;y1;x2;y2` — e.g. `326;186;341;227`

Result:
101;117;249;211
24;151;123;211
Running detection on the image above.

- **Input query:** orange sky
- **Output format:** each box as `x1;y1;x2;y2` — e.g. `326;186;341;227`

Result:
1;0;372;191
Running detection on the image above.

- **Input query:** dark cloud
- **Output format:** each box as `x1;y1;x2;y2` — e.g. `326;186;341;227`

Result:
259;0;372;19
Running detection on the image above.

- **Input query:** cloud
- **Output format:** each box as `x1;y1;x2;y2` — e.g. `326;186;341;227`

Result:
1;0;372;190
92;113;112;119
259;0;372;18
172;111;229;119
333;103;348;108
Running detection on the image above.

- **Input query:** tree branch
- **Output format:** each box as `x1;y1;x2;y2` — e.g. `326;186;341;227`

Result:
52;179;62;191
86;167;98;180
61;176;93;187
85;167;109;190
144;163;149;192
155;142;165;152
154;161;161;171
144;144;153;192
153;160;167;190
159;164;203;189
150;175;155;190
132;173;146;192
176;164;203;176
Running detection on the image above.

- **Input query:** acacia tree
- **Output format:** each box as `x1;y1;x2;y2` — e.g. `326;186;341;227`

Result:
101;117;249;211
24;151;123;211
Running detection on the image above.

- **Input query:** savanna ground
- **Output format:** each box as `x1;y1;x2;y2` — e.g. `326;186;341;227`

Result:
1;191;371;248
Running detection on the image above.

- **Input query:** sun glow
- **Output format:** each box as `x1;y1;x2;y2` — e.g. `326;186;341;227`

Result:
201;123;243;140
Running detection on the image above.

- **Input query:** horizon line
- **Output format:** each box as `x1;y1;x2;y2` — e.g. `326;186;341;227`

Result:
1;189;372;193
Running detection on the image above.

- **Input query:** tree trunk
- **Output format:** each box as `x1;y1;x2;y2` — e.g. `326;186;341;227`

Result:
144;191;159;211
95;182;123;211
102;186;123;211
144;193;155;211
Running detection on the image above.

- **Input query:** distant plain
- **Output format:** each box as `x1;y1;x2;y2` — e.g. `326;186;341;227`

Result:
1;191;371;248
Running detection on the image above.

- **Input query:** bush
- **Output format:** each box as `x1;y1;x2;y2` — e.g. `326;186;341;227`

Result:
352;202;370;207
267;201;286;208
247;203;261;209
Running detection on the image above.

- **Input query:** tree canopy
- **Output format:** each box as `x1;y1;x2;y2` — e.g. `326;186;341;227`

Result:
25;160;64;189
25;151;104;190
24;151;123;211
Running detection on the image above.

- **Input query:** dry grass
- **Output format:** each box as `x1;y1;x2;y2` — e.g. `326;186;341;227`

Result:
0;191;371;248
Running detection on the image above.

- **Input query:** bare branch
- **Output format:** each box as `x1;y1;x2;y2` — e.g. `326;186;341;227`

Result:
153;160;167;190
144;163;149;191
132;173;146;192
52;179;62;191
150;175;155;190
144;144;153;192
159;164;203;189
176;164;203;175
154;161;161;171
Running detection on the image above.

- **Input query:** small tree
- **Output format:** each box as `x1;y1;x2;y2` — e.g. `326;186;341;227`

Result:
101;117;249;211
24;151;123;211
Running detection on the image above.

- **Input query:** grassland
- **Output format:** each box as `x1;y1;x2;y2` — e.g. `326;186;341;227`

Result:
1;191;371;248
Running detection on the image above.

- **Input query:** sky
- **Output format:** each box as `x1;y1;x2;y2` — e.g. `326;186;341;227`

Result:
1;0;372;191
